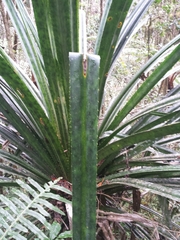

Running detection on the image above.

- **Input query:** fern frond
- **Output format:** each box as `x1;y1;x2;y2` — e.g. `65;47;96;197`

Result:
0;177;72;240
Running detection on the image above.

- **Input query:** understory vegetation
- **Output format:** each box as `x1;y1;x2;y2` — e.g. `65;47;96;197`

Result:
0;0;180;239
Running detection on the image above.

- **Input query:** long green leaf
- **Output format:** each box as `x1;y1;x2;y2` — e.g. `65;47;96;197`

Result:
32;0;79;150
108;43;180;131
0;150;49;182
98;178;180;202
111;0;154;66
0;60;70;178
0;56;65;177
98;94;180;150
101;165;180;180
95;0;133;109
98;34;180;136
98;122;180;173
70;53;100;240
98;43;180;150
2;0;50;111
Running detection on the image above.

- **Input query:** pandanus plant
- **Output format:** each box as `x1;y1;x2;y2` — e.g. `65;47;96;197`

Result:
0;0;180;239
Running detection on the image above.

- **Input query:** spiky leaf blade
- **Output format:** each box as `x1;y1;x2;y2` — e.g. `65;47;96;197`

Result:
70;53;100;239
